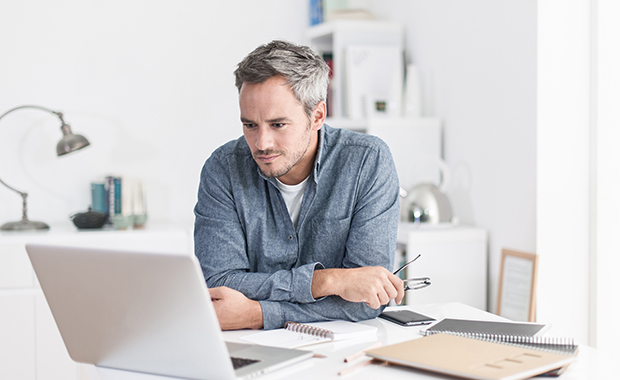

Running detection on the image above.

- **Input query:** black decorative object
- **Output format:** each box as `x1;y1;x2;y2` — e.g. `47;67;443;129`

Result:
71;208;108;229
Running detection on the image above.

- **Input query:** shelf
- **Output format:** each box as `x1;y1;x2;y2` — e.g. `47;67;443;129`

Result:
307;20;405;42
324;117;367;132
326;116;441;134
306;20;405;123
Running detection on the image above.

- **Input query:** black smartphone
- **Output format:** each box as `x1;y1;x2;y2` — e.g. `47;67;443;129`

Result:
379;309;436;326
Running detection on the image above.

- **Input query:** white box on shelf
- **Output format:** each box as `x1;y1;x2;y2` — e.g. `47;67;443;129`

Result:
344;45;404;119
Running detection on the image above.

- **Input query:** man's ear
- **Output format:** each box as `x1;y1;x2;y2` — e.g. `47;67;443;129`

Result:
311;101;327;131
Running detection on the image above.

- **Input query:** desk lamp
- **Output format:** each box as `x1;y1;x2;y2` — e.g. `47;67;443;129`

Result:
0;105;90;231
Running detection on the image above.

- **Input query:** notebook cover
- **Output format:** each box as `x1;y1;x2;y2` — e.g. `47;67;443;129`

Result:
366;333;576;380
425;318;548;337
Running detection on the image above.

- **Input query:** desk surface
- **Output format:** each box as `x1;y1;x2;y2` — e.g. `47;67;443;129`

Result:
84;302;600;380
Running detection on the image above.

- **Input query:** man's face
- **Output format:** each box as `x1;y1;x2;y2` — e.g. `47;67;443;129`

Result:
240;76;323;185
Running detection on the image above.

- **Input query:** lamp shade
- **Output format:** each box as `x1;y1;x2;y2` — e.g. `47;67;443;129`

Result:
57;123;90;156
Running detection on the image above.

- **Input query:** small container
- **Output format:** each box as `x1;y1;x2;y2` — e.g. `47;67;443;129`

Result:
71;208;108;229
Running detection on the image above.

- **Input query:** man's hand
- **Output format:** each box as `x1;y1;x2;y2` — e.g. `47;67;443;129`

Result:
311;267;404;309
209;286;264;330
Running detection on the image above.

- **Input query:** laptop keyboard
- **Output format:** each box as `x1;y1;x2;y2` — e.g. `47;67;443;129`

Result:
231;356;260;370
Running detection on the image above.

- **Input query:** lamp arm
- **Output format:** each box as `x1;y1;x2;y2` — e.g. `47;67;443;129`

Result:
0;177;27;197
0;105;65;124
0;105;66;196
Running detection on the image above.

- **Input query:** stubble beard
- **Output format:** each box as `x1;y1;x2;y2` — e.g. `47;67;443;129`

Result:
254;123;313;179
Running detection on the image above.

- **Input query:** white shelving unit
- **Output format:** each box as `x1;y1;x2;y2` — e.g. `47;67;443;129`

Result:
306;20;405;131
0;224;192;380
397;223;489;311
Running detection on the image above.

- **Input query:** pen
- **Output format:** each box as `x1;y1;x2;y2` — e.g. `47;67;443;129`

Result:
393;253;421;275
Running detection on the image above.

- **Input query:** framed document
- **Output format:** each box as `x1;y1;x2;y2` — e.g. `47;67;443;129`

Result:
497;249;538;322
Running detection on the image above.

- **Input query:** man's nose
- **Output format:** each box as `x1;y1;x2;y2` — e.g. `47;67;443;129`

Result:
255;125;274;151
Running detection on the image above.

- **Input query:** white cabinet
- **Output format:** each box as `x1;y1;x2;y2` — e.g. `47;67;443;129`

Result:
0;292;36;379
397;223;488;310
306;20;405;131
0;224;192;380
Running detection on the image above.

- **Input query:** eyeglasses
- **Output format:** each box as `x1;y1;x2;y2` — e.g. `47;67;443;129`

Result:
393;253;431;292
403;277;431;291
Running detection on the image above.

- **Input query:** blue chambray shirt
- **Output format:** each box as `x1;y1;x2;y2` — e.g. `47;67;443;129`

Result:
194;124;399;329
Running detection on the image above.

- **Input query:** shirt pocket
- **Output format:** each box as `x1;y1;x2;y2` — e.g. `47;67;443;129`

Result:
310;217;351;268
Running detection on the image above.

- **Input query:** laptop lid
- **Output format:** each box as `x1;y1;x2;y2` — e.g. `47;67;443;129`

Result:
25;244;311;380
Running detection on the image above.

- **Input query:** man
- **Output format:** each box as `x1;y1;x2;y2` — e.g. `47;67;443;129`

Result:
194;40;403;330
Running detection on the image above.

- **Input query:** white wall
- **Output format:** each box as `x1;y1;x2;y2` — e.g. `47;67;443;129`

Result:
537;0;591;345
0;0;308;227
596;0;620;360
370;0;537;313
1;1;538;317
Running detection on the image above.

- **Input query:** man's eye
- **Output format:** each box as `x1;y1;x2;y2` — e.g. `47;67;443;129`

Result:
243;123;257;129
272;123;285;129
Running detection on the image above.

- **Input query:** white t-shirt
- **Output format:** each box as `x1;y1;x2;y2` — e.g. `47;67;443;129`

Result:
275;176;309;228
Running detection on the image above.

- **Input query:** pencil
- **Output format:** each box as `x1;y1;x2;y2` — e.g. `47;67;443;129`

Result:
338;359;388;376
343;341;383;362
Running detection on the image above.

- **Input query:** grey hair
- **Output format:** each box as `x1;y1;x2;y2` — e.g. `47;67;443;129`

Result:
234;40;330;119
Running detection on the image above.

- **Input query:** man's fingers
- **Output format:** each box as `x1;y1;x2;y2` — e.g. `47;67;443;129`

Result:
367;298;381;309
209;287;222;299
377;291;390;306
387;273;405;305
335;266;408;307
208;286;230;300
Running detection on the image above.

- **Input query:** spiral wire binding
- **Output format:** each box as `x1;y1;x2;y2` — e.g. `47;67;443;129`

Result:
284;322;335;340
423;330;578;356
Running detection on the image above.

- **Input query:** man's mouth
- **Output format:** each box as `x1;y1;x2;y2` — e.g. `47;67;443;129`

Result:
254;152;281;164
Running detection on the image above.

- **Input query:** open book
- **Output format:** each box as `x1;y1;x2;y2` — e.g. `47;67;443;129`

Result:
239;320;378;349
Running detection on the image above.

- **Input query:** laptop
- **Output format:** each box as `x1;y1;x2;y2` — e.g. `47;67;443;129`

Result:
25;243;312;380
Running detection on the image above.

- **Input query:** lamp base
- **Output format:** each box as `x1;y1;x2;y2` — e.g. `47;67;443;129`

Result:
1;220;50;231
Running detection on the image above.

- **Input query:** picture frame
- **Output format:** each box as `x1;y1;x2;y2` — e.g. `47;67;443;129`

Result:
497;248;539;322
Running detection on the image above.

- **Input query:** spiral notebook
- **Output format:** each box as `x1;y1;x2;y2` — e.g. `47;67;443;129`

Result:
366;333;577;380
423;318;550;337
421;318;577;356
240;321;377;349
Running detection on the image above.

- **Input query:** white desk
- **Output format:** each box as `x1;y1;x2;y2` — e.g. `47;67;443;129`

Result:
83;303;601;380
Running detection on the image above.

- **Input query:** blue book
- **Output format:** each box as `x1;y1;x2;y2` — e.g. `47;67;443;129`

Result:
90;182;108;214
105;176;123;218
309;0;323;26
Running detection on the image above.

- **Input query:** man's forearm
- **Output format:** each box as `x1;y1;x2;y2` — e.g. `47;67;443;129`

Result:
260;295;382;329
310;268;337;298
311;266;404;309
209;286;264;330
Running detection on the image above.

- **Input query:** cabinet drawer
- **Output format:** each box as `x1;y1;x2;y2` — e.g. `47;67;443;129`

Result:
0;243;36;289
